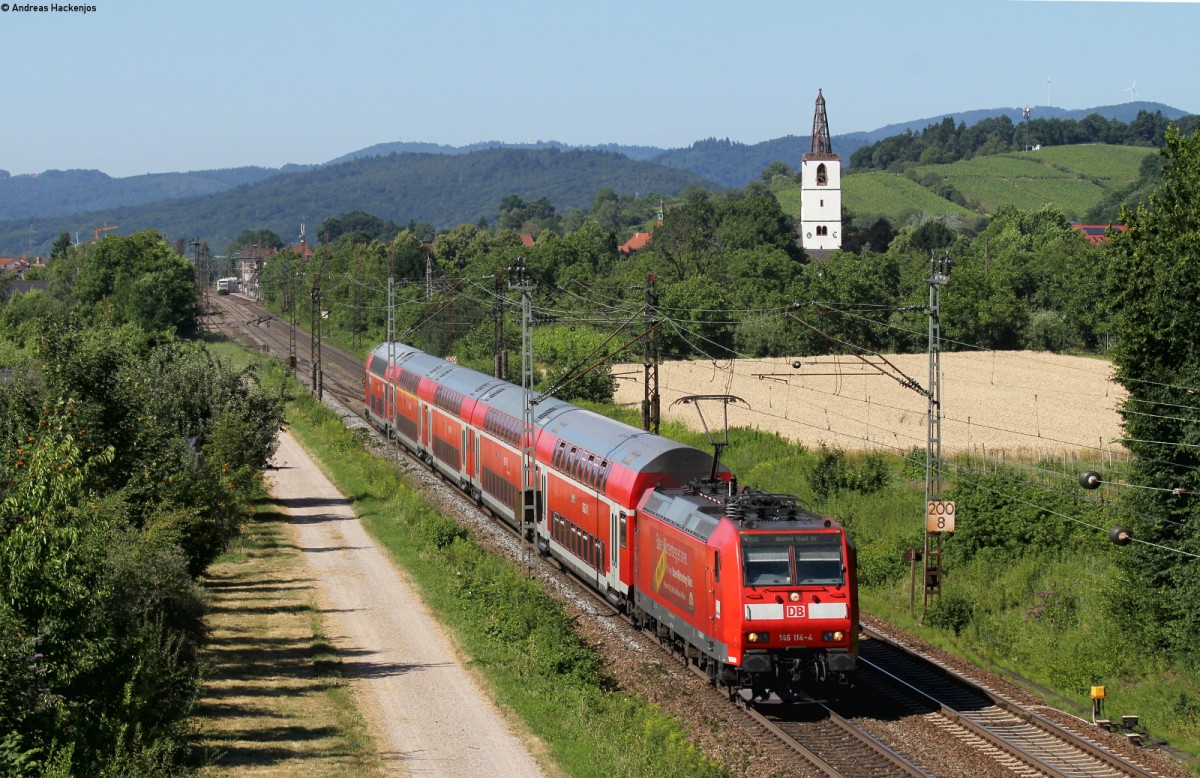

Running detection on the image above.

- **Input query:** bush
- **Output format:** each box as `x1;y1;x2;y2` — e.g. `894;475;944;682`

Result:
809;445;891;500
808;445;848;501
901;447;925;480
849;452;889;493
926;591;976;635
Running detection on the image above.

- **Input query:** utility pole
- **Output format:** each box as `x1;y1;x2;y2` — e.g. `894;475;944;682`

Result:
190;236;209;318
351;245;362;352
509;258;538;575
388;277;398;460
494;269;507;379
311;261;323;400
922;253;952;619
642;272;660;433
285;253;297;371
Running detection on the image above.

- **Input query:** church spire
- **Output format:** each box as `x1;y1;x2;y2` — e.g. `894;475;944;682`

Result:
808;89;833;157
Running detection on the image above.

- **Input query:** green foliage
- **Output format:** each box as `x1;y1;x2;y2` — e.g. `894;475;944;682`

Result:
51;231;199;337
0;309;281;774
925;591;975;635
319;210;402;244
224;227;283;256
1104;125;1200;659
534;324;619;403
940;467;1099;567
807;445;890;500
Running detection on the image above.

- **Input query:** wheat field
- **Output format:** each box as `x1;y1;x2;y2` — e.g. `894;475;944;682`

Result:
612;351;1128;462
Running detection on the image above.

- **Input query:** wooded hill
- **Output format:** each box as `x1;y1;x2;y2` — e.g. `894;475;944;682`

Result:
4;102;1183;231
0;166;292;222
0;148;711;257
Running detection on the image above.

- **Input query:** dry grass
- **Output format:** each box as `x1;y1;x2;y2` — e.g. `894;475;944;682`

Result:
613;351;1127;461
192;508;383;778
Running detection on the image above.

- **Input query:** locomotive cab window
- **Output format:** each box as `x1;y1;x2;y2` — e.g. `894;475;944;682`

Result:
796;543;843;585
741;532;844;587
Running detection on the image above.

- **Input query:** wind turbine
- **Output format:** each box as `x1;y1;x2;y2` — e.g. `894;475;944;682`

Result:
1124;81;1139;101
1046;77;1052;108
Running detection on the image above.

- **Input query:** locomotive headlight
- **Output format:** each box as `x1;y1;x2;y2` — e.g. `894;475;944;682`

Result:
822;630;845;642
746;632;770;644
788;591;800;602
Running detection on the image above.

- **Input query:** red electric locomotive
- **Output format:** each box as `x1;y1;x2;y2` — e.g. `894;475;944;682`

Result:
364;341;857;697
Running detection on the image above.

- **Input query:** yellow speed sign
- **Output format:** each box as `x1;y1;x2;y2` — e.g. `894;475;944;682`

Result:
926;500;956;533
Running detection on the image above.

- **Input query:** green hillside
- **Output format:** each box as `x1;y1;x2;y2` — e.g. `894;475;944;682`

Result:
915;145;1154;219
773;144;1156;228
845;172;975;221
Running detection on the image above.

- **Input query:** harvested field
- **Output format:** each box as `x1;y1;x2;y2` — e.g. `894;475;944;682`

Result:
612;351;1128;461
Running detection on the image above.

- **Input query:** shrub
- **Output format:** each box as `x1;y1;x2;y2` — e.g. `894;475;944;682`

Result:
808;445;848;500
926;592;976;635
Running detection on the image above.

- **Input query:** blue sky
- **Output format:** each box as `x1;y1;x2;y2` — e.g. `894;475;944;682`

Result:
3;0;1197;177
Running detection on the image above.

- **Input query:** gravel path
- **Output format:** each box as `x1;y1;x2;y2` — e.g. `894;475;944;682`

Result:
268;431;548;777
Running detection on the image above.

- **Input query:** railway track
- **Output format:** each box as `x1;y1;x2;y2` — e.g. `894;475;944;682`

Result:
856;624;1163;778
200;293;1180;778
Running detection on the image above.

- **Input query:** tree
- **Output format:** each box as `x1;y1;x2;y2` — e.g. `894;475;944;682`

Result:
70;231;199;336
1104;124;1200;659
320;211;401;245
909;219;955;252
50;232;71;263
535;324;618;403
760;161;793;182
225;228;283;256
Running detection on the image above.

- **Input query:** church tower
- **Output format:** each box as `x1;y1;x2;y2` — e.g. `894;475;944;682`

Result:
800;89;842;254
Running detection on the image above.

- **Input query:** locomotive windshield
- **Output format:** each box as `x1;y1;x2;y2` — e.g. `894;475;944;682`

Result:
741;532;844;587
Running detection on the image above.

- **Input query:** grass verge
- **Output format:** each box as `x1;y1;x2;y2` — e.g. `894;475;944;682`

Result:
191;500;384;777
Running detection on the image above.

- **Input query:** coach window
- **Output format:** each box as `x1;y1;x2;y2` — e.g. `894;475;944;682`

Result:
619;512;628;548
713;551;721;583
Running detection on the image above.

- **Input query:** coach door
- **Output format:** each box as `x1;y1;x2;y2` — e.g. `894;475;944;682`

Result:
707;550;721;641
609;510;619;587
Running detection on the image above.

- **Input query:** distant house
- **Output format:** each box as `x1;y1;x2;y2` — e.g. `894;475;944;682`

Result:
617;232;652;254
290;242;315;261
520;233;536;247
1072;224;1128;244
0;257;30;276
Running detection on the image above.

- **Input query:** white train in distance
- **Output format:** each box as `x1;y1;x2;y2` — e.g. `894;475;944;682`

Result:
216;277;239;295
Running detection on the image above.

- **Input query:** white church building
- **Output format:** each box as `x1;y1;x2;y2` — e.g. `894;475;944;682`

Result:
799;89;842;255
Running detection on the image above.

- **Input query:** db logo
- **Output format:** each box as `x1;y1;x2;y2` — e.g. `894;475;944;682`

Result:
785;605;806;619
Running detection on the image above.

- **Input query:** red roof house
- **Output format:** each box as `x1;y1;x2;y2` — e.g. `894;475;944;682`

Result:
617;232;652;254
0;257;30;275
1071;224;1128;245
